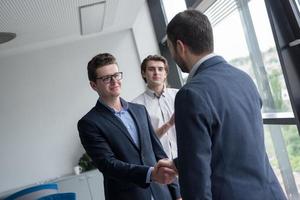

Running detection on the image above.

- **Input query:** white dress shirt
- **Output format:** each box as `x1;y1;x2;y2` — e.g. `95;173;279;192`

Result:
132;87;178;159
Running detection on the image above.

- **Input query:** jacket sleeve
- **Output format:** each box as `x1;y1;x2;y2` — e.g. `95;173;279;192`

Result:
175;88;213;200
78;118;150;188
144;107;182;199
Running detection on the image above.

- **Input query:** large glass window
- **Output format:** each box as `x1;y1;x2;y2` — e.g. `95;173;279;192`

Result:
264;125;300;198
161;0;187;23
248;0;293;113
161;0;188;82
156;0;300;199
203;0;300;198
208;0;293;113
296;0;300;11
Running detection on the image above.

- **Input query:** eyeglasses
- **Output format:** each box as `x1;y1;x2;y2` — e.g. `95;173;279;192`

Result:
96;72;123;84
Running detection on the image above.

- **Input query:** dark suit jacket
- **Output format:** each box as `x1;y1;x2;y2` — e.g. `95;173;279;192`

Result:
78;99;180;200
175;56;286;200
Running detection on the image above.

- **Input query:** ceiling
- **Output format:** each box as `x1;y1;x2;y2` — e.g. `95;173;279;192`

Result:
0;0;145;56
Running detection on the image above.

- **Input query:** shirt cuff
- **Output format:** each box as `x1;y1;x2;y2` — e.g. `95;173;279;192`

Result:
146;167;154;183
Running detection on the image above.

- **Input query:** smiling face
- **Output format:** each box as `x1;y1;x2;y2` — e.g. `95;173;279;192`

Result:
90;63;122;100
142;60;167;89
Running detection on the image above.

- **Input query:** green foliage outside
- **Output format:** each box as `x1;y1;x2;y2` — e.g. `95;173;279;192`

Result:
268;69;300;172
283;126;300;172
268;69;289;112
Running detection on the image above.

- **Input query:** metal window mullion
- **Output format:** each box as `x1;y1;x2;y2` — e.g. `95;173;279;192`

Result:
263;118;296;125
147;0;183;88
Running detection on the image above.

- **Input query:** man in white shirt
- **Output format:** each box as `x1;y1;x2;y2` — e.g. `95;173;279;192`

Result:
132;55;178;159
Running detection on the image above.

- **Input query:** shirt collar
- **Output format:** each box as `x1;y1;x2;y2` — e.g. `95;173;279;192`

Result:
145;85;166;98
98;97;128;113
187;53;217;83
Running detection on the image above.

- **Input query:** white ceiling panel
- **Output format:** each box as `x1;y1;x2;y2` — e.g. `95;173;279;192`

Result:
0;0;145;55
80;1;106;35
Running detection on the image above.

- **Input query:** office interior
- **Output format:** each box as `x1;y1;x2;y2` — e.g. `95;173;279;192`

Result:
0;0;300;199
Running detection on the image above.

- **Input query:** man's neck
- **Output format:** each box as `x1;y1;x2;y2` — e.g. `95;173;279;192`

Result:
148;84;164;96
186;52;211;72
102;96;122;111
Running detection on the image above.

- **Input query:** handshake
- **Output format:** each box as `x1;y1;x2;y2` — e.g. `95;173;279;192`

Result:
151;159;178;184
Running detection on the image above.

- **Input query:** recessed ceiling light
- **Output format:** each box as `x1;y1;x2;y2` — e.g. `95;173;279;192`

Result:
0;32;16;44
79;2;105;35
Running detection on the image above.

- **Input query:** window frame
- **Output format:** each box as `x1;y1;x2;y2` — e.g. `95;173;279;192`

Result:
264;0;300;131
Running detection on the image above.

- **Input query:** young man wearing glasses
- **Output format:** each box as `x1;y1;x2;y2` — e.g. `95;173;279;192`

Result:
77;53;181;200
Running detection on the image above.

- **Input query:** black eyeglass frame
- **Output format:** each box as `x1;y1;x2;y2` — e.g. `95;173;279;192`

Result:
95;72;123;84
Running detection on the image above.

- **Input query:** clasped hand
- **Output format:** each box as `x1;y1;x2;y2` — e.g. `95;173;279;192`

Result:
151;159;178;184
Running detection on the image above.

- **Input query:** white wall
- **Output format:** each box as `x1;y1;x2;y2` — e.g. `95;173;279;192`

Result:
0;29;150;193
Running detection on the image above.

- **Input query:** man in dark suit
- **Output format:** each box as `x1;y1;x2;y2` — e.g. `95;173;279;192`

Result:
78;53;181;200
157;10;287;200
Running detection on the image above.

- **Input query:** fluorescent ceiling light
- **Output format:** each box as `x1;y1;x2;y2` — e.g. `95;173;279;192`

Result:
0;32;16;44
79;1;106;35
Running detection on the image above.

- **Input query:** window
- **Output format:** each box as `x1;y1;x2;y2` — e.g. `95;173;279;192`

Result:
161;0;188;82
264;125;300;199
148;0;300;198
161;0;187;23
295;0;300;12
203;0;300;198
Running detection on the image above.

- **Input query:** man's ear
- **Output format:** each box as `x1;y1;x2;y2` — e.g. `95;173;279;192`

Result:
141;70;146;79
90;81;97;91
176;40;186;55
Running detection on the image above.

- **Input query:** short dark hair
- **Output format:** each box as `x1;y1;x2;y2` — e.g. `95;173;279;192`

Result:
166;10;214;54
140;55;168;83
87;53;117;82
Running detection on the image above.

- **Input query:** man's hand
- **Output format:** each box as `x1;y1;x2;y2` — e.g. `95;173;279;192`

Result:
168;113;175;126
151;159;177;184
157;158;177;174
155;113;175;138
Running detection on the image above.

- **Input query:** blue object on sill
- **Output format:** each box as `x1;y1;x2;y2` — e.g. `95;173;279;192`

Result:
37;192;76;200
4;183;58;200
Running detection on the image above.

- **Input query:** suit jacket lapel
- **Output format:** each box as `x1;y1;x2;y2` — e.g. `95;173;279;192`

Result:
127;105;144;152
95;101;140;151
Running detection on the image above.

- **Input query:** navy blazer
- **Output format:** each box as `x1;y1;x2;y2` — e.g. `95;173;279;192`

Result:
174;56;286;200
78;100;180;200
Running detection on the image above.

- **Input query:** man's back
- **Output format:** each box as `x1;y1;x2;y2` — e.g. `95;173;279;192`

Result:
175;56;286;200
